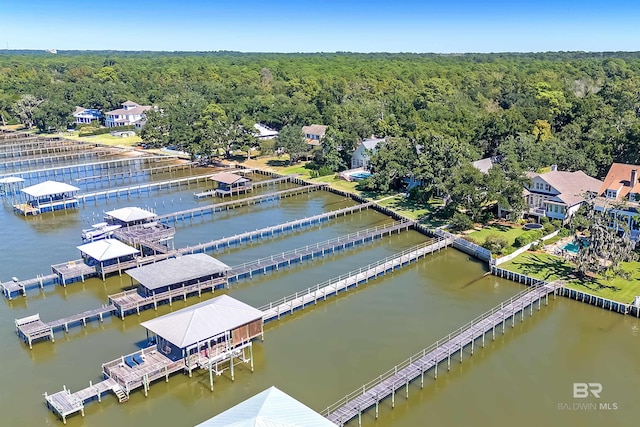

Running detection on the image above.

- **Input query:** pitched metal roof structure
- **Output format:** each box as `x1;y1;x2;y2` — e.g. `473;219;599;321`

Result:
22;181;79;198
361;137;385;150
209;172;249;185
0;176;24;184
126;254;230;291
141;294;263;349
194;386;334;427
77;239;139;262
104;206;156;223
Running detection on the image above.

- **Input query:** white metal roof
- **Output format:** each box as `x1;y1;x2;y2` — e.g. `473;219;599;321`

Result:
126;254;230;290
22;180;79;198
195;386;335;427
76;239;139;262
141;295;263;349
104;206;156;223
0;176;24;184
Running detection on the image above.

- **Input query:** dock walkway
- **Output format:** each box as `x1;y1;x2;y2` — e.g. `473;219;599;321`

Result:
260;237;451;322
324;282;563;426
0;141;95;159
0;148;113;171
193;175;297;199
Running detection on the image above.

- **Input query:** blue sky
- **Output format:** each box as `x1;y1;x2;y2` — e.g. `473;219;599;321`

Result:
1;0;638;52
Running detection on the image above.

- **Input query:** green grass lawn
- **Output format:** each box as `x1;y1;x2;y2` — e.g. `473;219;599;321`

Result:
376;194;444;222
500;252;640;304
65;131;142;147
468;224;529;247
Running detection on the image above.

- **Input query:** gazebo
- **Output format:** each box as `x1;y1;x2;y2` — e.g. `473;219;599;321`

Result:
0;176;24;197
209;172;252;197
126;253;230;297
194;386;335;427
14;180;80;215
76;239;139;279
104;206;157;226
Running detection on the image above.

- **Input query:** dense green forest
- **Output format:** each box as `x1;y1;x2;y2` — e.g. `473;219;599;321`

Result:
3;51;640;213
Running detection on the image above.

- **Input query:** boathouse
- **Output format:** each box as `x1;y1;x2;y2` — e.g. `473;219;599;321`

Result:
195;386;334;427
14;180;80;215
141;294;264;363
0;176;24;196
126;254;230;297
209;172;252;197
104;206;157;226
77;239;139;279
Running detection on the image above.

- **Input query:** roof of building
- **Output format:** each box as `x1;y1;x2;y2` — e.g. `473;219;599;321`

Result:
0;176;24;184
105;102;151;117
104;206;156;223
472;157;494;174
141;294;263;348
528;170;603;206
194;386;335;427
360;137;385;150
253;123;279;138
210;172;249;185
22;180;80;198
126;254;230;290
122;100;138;107
77;239;139;262
73;106;102;117
302;124;327;137
598;163;640;198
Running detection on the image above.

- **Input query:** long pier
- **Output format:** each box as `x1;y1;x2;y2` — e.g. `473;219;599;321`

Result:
157;184;326;224
260;237;451;322
193;175;297;199
0;149;114;171
323;281;563;426
15;220;414;344
0;141;96;159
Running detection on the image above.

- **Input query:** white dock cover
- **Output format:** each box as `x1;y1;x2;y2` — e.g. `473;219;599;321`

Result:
77;239;139;262
141;295;262;348
195;386;334;427
22;180;79;197
104;206;156;223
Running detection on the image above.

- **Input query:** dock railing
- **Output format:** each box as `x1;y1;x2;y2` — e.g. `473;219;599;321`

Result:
323;279;555;418
258;237;445;313
232;219;413;275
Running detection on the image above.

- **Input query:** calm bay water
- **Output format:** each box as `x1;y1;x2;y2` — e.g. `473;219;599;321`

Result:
0;165;638;426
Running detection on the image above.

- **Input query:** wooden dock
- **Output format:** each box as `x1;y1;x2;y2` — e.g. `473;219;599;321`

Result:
157;184;326;224
0;141;96;159
323;281;564;426
193;174;297;199
72;161;196;187
260;237;452;322
0;148;113;171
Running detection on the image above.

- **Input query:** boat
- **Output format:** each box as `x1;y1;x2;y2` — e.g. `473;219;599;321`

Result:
81;222;122;242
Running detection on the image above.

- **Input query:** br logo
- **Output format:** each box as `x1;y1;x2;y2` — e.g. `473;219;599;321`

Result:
573;383;602;398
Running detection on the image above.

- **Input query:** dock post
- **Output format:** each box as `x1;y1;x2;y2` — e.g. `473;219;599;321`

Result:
249;344;254;372
405;376;409;398
209;360;214;391
391;384;395;408
230;354;234;381
375;394;379;418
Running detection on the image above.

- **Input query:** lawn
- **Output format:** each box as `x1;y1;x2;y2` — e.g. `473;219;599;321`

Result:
500;252;640;304
468;224;529;247
65;131;142;147
376;194;444;223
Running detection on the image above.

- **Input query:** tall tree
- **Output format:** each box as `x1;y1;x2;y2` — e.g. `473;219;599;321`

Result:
275;125;309;164
14;95;42;129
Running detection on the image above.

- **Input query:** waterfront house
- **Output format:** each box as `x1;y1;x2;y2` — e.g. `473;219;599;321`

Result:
141;294;264;363
104;100;151;128
351;137;385;170
594;163;640;241
77;239;139;279
126;254;230;297
302;124;327;147
523;166;602;223
195;386;335;427
72;106;102;125
209;172;252;197
15;180;80;215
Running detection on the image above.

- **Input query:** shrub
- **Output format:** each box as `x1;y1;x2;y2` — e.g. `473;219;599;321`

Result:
449;212;473;232
482;234;509;254
543;222;556;235
558;227;572;237
514;230;543;247
317;166;333;177
540;216;550;224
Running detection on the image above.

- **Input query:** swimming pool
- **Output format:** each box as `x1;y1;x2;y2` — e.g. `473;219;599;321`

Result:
563;238;589;254
350;172;372;180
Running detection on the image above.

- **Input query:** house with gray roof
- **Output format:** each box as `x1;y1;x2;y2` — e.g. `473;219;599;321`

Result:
523;166;602;222
302;124;327;146
351;137;385;170
105;100;151;128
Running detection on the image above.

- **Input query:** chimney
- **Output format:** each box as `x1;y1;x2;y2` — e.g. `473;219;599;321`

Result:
551;164;557;172
631;169;638;186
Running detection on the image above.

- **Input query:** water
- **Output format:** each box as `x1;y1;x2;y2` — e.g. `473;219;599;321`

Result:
0;159;638;426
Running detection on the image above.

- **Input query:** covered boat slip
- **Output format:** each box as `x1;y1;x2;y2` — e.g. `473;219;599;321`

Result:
208;171;252;197
13;180;80;215
45;295;264;423
104;206;157;226
76;239;140;280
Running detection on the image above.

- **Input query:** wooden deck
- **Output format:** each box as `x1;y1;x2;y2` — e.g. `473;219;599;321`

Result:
13;198;79;215
15;314;54;349
324;282;564;426
193;175;297;199
157;184;326;224
0;141;97;159
0;148;112;171
260;237;452;322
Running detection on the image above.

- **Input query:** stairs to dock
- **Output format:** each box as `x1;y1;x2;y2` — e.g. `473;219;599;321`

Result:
112;385;128;403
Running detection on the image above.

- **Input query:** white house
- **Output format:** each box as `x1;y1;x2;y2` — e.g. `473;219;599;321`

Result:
302;124;327;147
351;137;385;170
594;163;640;241
523;166;602;222
104;100;151;128
72;107;102;125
